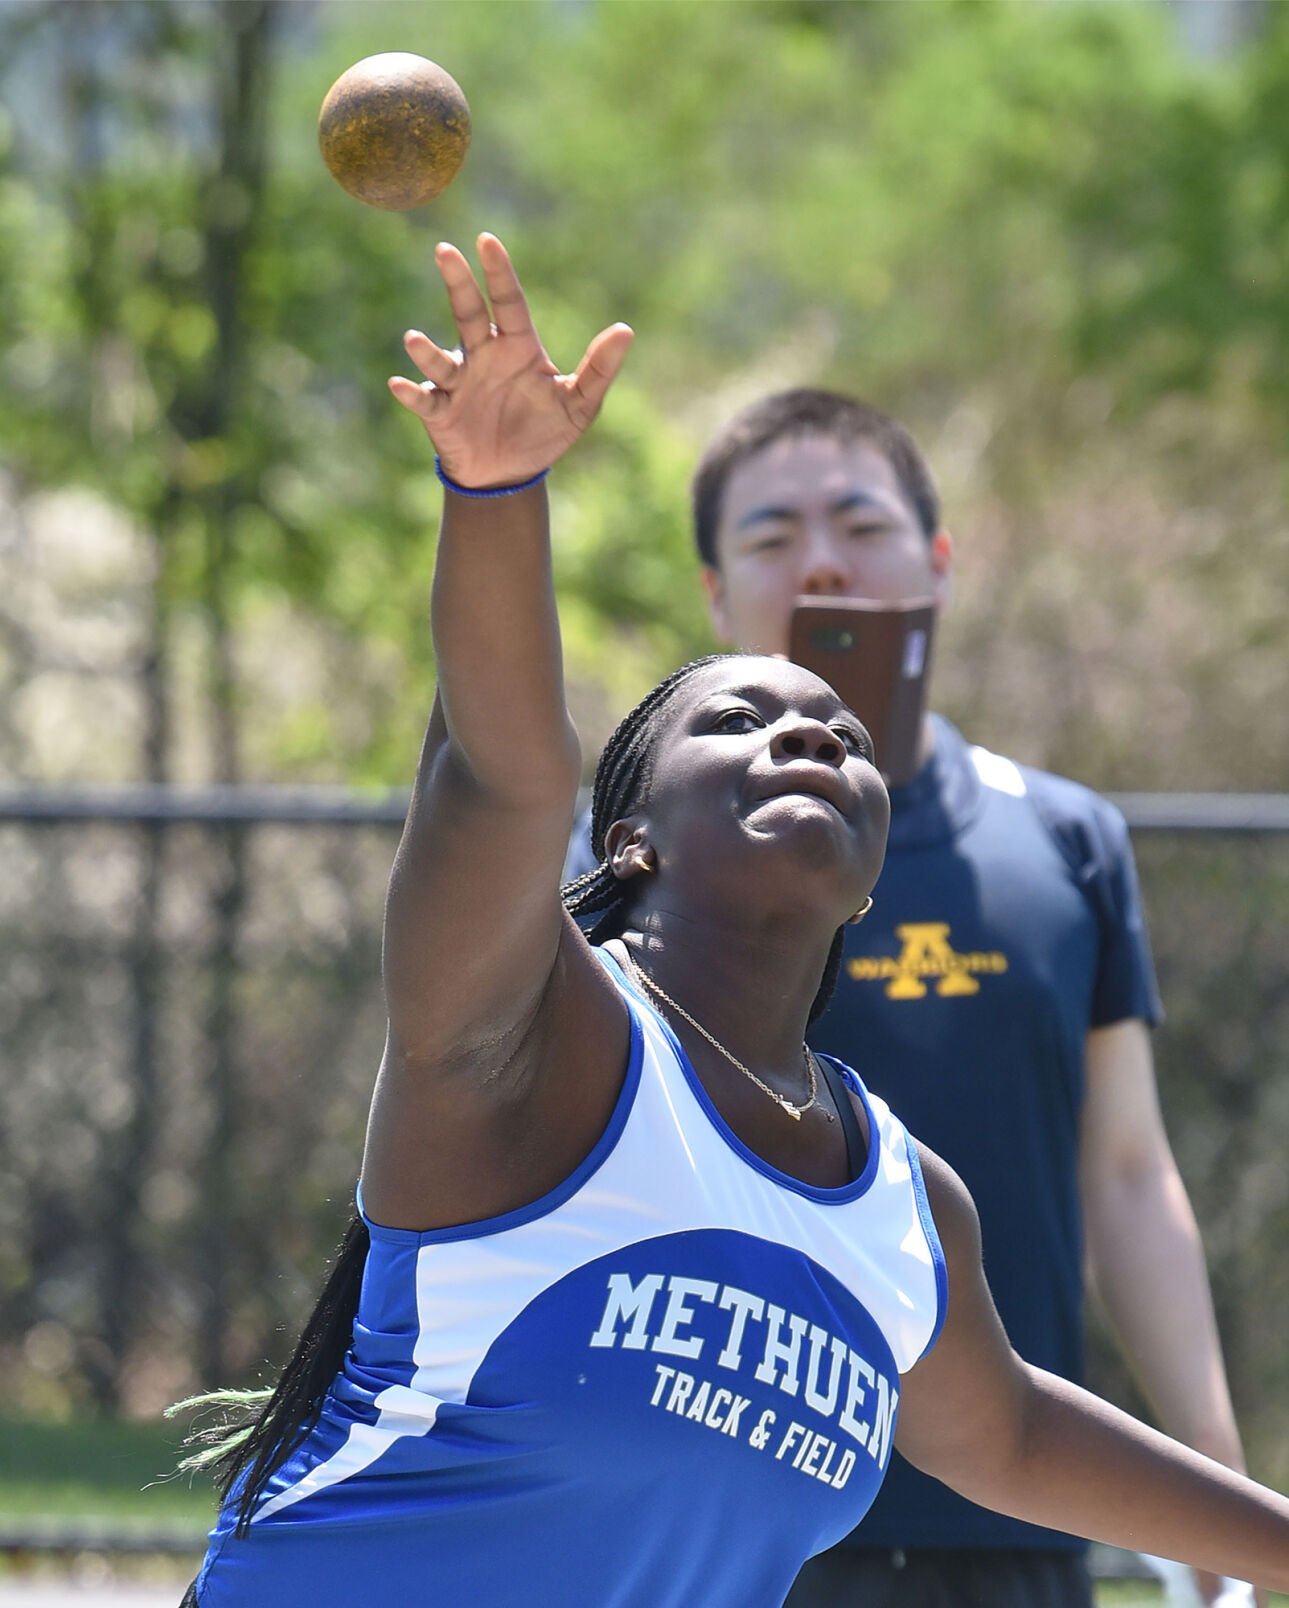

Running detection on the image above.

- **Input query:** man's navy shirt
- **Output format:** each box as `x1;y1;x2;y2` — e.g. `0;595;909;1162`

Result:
812;716;1161;1551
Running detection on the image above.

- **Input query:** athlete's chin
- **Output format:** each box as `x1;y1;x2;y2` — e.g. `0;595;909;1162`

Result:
741;803;869;881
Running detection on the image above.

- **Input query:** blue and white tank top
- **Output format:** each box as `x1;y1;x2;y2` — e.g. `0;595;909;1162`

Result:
197;948;946;1608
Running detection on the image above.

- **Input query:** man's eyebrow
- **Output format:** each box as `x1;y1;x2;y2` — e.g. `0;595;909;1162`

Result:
829;491;889;518
734;490;889;531
734;503;798;531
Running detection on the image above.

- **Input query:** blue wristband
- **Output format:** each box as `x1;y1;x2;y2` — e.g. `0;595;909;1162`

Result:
434;457;550;499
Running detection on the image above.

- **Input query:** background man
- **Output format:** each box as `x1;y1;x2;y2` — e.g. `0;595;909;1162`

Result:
568;388;1250;1608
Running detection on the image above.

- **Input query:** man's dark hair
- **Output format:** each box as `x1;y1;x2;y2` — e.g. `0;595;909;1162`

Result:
691;388;941;569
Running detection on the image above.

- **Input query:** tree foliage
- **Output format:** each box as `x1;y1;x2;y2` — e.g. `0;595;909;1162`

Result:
3;0;1285;782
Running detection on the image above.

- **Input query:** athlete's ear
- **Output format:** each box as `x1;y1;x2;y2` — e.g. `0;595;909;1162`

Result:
701;565;734;645
604;818;657;881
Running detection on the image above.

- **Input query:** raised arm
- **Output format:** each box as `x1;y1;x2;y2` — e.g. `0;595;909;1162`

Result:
896;1147;1289;1592
362;235;634;1231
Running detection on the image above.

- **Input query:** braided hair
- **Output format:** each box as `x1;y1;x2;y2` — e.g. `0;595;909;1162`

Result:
560;654;728;941
171;1212;370;1536
560;653;846;1023
178;654;847;1530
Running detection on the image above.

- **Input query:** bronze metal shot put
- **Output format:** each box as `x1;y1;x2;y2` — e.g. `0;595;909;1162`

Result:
318;53;471;211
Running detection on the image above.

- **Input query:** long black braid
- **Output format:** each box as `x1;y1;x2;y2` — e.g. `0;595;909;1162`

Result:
178;654;847;1530
171;1212;370;1535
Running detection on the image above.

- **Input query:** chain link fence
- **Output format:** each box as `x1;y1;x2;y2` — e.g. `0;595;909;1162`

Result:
2;789;1288;1489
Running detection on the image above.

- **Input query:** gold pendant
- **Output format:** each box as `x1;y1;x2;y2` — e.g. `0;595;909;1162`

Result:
780;1099;803;1121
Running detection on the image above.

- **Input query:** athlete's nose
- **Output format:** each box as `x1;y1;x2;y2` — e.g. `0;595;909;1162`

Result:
772;720;845;768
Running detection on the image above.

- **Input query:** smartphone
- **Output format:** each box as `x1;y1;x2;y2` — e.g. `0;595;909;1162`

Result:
788;597;937;787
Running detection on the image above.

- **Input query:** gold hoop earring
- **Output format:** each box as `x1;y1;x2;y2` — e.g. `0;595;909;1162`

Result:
848;896;873;925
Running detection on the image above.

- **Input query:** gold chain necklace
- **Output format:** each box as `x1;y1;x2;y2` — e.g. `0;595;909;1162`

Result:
624;954;831;1124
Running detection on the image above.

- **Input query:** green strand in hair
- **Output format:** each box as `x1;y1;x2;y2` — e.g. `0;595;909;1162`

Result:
165;1388;273;1477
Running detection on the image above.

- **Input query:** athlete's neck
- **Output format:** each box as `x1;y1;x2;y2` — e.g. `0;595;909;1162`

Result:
615;915;829;1073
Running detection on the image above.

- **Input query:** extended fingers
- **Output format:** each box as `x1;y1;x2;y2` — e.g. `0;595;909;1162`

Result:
389;326;465;423
387;372;446;423
435;241;493;353
402;329;461;388
566;323;635;419
475;233;537;341
397;235;632;449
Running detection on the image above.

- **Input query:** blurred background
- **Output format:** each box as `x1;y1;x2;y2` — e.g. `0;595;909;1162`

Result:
0;0;1286;1599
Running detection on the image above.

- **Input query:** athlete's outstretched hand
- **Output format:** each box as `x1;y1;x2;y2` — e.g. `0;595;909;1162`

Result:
389;232;633;490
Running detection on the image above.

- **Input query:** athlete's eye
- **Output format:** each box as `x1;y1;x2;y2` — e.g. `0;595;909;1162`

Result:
713;707;765;734
832;724;873;761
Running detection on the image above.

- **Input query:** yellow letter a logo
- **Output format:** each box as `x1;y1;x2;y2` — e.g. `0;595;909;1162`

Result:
886;923;981;1000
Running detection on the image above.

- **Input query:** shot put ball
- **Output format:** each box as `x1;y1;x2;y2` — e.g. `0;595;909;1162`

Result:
318;53;471;211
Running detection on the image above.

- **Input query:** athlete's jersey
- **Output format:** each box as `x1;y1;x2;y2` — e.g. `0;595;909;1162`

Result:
196;948;946;1608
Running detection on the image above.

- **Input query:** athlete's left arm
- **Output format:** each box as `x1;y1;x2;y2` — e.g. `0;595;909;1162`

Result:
895;1146;1289;1589
1081;1018;1254;1602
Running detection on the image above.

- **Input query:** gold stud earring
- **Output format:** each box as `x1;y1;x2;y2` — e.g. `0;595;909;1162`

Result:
848;896;873;924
